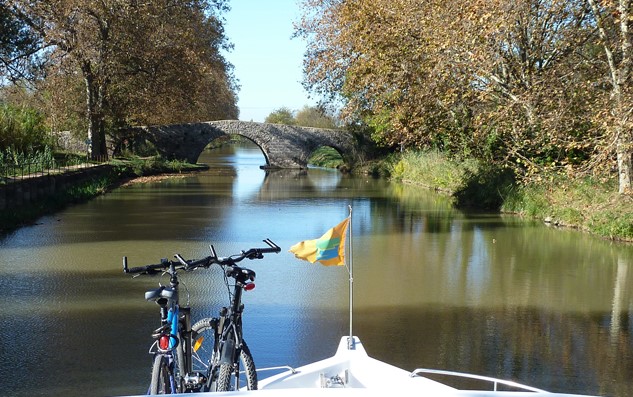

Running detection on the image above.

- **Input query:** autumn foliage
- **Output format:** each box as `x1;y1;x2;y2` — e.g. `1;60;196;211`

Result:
297;0;633;193
3;0;238;159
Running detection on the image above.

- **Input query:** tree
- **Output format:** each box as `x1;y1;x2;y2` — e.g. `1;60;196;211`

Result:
109;0;238;126
296;0;469;149
297;0;601;177
7;0;134;159
0;0;42;82
6;0;236;160
461;0;596;172
586;0;633;194
265;107;296;125
295;105;337;128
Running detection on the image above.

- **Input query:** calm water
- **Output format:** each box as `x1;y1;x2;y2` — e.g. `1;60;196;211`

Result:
0;143;632;396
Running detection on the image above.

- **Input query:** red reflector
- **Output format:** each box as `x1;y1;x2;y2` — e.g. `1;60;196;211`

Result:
159;335;170;350
244;283;256;291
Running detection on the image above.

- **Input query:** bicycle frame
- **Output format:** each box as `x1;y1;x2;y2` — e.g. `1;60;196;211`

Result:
144;262;197;393
135;267;208;392
206;268;249;389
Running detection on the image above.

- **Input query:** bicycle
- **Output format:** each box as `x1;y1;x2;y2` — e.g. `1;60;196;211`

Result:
123;239;281;394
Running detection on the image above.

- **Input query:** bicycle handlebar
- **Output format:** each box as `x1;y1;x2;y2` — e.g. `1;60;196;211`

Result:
123;239;281;275
218;238;281;263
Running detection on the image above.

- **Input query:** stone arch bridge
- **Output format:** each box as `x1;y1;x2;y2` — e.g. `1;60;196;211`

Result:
131;120;360;169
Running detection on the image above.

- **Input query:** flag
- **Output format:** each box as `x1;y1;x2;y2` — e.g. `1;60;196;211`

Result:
289;218;349;266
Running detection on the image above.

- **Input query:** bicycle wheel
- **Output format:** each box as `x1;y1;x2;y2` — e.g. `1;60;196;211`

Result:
150;354;176;395
190;318;218;375
217;339;258;391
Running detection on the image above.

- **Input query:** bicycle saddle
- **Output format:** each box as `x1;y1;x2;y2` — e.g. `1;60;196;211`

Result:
145;286;175;301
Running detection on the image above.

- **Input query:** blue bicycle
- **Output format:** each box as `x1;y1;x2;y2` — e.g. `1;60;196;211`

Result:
123;239;280;394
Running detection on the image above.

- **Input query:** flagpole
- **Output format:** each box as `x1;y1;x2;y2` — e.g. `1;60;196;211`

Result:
347;205;354;350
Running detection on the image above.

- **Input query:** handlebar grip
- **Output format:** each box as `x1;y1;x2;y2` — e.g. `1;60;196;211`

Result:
259;247;281;253
125;265;152;274
122;257;170;274
184;256;212;270
243;239;281;259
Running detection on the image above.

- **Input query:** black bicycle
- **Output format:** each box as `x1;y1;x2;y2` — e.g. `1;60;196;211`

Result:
123;239;280;394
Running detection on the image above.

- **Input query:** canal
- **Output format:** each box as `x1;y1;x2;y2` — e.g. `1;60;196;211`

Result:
0;142;631;396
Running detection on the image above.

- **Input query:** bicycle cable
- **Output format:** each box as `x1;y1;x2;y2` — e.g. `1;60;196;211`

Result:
222;268;234;305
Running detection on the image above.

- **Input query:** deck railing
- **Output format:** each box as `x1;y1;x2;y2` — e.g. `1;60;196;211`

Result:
410;368;549;393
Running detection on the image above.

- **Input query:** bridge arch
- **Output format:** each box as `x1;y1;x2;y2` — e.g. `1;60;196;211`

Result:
139;120;359;169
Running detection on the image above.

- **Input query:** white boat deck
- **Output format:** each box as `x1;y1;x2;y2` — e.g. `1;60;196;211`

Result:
121;336;603;397
238;336;598;397
257;336;456;392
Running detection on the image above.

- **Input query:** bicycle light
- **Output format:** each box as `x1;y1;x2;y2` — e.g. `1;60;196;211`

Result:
244;282;256;291
159;334;170;350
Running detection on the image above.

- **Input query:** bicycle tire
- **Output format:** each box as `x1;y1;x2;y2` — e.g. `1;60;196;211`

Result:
191;318;218;375
217;339;257;391
150;354;176;395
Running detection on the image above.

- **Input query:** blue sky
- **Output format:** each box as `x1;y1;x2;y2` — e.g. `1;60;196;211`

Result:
223;0;316;122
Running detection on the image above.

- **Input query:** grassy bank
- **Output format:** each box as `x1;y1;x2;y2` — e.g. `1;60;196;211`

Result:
502;177;633;241
0;157;204;234
387;150;633;242
307;146;348;169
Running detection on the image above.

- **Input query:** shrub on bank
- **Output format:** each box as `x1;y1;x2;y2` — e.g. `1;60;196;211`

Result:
388;150;479;193
0;104;51;153
387;150;633;241
1;146;56;173
453;166;515;211
502;176;633;241
110;156;196;176
389;150;514;210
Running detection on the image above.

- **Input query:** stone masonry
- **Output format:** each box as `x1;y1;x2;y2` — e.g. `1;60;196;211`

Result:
137;120;359;168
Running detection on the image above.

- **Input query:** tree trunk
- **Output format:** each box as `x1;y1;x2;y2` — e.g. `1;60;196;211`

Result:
587;0;632;194
82;61;107;161
616;124;632;194
616;0;632;194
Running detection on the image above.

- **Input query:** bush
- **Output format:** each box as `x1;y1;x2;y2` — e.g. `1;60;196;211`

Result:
453;165;515;211
0;146;56;176
389;150;479;193
0;104;50;153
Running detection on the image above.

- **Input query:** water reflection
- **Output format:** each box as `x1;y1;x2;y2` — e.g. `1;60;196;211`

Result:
0;142;631;397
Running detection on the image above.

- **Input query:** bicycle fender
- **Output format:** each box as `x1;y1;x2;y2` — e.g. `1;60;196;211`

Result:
220;338;235;365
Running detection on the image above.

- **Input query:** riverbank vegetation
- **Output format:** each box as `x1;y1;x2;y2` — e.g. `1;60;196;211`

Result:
297;0;633;191
294;0;633;241
388;150;633;241
0;170;119;233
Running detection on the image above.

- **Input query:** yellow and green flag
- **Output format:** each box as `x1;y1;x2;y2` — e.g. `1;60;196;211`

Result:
289;218;349;266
